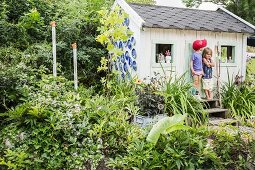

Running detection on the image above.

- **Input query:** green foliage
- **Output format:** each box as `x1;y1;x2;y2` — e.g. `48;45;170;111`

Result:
211;130;255;169
0;0;109;91
146;114;189;144
0;76;101;169
221;75;255;120
0;75;142;169
108;127;255;169
96;6;133;71
0;46;49;112
108;128;218;169
246;58;255;86
160;75;207;125
136;84;165;117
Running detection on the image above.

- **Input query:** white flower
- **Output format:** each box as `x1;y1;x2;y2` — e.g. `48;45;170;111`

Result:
5;139;13;148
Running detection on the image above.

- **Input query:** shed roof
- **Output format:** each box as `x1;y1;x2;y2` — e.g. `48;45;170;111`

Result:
128;3;255;34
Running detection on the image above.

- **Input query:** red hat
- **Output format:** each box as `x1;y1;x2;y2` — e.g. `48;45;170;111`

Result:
192;39;207;51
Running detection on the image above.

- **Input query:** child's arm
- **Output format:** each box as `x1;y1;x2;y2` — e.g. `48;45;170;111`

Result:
203;58;211;67
190;60;195;74
210;59;215;67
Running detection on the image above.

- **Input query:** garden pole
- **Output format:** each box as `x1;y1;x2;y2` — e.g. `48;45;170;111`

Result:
72;43;78;90
51;21;57;77
216;42;222;107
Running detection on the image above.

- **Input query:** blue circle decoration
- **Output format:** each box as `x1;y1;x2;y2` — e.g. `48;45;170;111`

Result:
119;41;123;50
114;42;118;47
121;54;125;63
124;18;130;26
126;71;131;80
119;63;123;71
121;72;125;79
131;49;137;59
123;62;128;72
125;51;130;60
127;40;132;49
128;57;133;66
131;36;136;46
123;41;127;46
132;61;137;71
117;56;120;62
115;62;118;70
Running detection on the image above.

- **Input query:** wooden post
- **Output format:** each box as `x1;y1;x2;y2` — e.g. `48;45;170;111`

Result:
215;42;222;107
51;21;57;77
72;43;78;90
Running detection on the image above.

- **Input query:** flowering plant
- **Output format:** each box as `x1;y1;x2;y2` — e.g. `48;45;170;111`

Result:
165;50;171;56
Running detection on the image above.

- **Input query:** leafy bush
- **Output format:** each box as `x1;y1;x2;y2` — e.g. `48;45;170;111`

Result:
211;130;255;169
1;0;108;91
160;76;207;125
0;75;142;169
0;76;102;169
108;128;218;169
0;43;54;110
136;84;165;117
108;127;255;170
221;76;255;120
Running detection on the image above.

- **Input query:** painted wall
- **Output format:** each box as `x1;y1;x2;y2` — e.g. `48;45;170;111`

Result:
114;0;144;79
139;28;248;85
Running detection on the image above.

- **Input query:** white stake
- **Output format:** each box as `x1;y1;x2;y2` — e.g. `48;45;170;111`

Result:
51;21;57;77
72;43;78;90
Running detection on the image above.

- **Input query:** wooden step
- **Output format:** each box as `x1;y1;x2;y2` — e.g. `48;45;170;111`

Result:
206;108;228;118
201;99;220;109
202;99;219;102
209;118;239;126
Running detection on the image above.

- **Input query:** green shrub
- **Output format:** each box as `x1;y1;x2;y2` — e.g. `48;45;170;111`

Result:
221;76;255;120
160;76;207;126
0;76;102;169
0;75;142;169
108;127;255;170
108;128;221;169
211;130;254;169
0;46;50;112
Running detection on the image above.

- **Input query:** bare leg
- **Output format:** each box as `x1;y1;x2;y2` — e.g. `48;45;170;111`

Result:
193;75;199;90
197;75;202;94
208;90;212;99
205;90;210;99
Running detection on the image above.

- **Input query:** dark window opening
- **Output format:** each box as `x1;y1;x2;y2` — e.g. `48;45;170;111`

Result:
221;46;235;63
155;44;173;63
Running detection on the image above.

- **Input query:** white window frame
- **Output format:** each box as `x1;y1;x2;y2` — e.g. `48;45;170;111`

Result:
151;40;175;68
219;41;237;67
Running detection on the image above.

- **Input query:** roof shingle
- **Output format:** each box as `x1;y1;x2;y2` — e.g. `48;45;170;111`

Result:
129;3;255;33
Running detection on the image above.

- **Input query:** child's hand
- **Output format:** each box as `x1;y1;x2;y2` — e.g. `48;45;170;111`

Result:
192;70;195;75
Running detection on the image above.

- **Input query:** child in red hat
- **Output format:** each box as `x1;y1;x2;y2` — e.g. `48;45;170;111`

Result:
190;39;207;98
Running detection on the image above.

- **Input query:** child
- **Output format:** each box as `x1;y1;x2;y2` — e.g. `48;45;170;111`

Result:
190;39;207;98
202;47;215;99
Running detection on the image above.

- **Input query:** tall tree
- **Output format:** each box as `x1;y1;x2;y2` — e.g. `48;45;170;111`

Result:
182;0;255;25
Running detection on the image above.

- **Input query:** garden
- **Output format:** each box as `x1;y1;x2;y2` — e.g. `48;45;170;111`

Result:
0;0;255;169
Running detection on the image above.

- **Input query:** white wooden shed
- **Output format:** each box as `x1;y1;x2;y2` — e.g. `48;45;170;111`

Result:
113;0;255;83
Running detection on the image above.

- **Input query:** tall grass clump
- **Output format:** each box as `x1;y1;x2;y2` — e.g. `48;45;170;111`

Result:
221;74;255;120
159;75;207;126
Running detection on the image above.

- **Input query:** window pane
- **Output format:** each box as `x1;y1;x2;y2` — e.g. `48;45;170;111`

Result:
155;44;172;63
221;46;234;63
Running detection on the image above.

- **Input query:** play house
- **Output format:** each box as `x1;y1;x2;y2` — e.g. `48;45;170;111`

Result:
112;0;255;83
